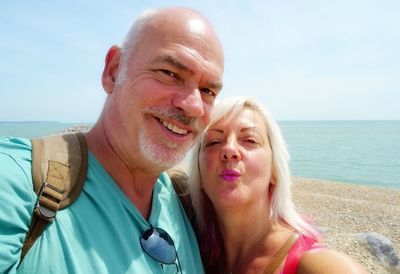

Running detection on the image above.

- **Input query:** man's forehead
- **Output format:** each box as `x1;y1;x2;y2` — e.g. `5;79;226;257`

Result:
187;18;207;35
127;7;224;69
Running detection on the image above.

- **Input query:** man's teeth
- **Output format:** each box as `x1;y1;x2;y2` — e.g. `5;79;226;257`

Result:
162;120;188;135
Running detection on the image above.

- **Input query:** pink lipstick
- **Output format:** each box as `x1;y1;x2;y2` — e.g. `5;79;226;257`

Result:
220;169;241;182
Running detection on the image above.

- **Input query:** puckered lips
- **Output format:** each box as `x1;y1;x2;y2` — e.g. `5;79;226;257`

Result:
220;169;241;182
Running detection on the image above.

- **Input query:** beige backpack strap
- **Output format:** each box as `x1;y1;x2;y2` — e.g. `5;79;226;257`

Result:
168;169;196;223
20;132;87;263
263;232;300;274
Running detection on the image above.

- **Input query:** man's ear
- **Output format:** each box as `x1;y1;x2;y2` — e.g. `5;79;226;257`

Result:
102;45;121;94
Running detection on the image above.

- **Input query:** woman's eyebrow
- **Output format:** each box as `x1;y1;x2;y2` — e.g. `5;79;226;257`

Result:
240;126;260;133
207;128;224;134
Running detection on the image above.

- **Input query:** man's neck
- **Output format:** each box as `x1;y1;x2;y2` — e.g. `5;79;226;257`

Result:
85;122;159;219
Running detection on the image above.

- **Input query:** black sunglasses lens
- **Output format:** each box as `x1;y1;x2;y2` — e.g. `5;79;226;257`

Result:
140;228;176;264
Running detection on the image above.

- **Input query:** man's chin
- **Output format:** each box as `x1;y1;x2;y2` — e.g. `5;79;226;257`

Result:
138;127;196;167
141;144;189;169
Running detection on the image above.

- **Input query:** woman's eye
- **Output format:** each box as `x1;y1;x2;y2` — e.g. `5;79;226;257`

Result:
205;140;220;147
245;138;258;144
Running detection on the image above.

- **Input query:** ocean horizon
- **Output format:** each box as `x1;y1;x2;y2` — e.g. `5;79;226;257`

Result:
0;121;91;139
1;120;399;189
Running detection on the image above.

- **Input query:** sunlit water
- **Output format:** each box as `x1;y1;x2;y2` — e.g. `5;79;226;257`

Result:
1;121;399;189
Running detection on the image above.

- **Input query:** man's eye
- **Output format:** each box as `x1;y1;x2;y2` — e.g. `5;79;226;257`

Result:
160;69;178;79
200;88;215;97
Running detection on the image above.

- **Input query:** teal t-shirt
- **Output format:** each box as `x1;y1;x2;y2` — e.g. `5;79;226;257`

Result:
0;137;204;273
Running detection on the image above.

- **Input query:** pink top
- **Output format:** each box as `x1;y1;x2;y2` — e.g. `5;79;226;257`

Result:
281;234;324;274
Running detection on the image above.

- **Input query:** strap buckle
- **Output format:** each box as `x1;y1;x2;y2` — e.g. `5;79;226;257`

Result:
35;182;57;221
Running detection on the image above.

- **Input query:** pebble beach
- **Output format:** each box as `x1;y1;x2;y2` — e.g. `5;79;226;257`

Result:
292;177;400;273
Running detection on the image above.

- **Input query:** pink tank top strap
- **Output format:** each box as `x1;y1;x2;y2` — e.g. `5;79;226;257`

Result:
281;233;323;274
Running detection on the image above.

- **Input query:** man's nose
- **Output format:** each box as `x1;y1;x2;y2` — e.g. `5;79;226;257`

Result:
172;88;204;118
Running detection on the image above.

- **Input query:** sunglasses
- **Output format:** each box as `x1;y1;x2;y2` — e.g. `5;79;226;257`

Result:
140;226;182;273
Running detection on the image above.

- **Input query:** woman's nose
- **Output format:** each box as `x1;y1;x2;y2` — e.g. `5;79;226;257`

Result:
220;141;241;161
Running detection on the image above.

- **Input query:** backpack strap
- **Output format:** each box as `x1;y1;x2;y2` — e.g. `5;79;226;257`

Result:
263;232;300;274
20;132;88;262
168;169;196;223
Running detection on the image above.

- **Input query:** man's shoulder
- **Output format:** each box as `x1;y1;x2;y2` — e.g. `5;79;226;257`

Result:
0;137;36;274
0;135;34;191
0;136;32;178
0;136;31;156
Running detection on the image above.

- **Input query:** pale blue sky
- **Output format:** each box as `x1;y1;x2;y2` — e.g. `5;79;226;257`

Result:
1;0;399;122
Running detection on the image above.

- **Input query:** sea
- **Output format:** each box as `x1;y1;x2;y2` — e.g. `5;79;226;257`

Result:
279;120;400;189
1;120;399;189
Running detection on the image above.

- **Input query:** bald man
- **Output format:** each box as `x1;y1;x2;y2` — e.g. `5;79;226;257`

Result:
0;7;224;273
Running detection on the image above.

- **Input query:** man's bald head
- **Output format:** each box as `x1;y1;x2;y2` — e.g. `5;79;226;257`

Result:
116;7;224;84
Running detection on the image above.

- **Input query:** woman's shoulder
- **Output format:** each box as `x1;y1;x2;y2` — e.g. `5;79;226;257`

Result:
297;247;369;274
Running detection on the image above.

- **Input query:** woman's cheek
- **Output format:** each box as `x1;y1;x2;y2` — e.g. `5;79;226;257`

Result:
199;152;218;187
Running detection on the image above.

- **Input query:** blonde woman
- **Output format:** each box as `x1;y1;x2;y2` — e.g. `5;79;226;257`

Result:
180;97;368;273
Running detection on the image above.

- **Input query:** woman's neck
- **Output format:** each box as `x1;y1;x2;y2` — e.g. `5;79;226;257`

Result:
217;202;273;272
217;205;294;274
